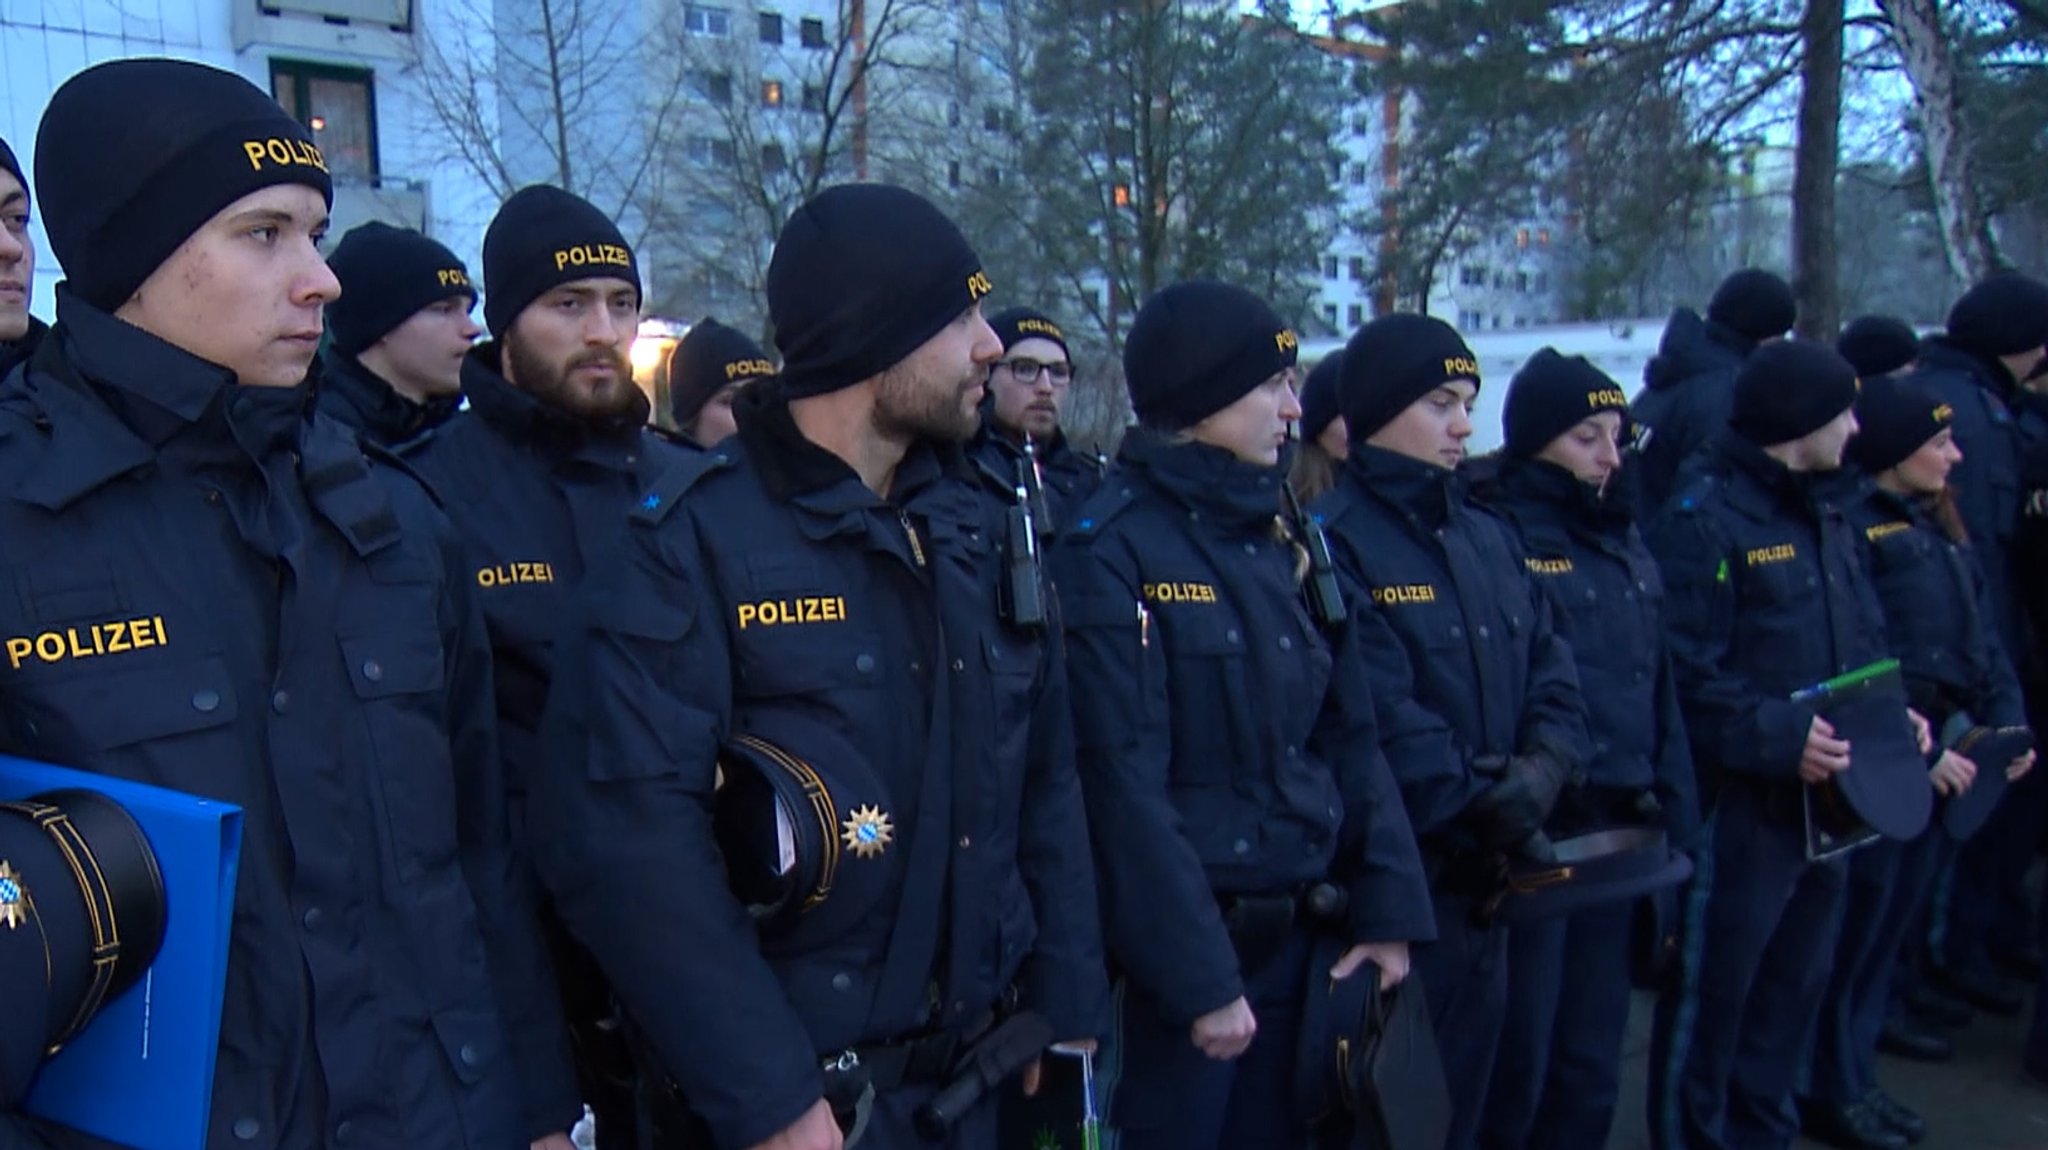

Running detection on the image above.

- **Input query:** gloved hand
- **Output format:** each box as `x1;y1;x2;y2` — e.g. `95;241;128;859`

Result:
1464;750;1570;859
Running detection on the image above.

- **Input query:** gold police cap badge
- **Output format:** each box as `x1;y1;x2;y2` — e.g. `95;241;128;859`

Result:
0;859;29;931
841;805;894;859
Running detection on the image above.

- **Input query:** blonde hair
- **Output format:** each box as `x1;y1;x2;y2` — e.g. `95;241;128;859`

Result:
1290;439;1342;505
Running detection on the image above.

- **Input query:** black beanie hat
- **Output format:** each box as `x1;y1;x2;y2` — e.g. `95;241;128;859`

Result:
989;306;1069;361
1503;348;1630;457
1123;281;1298;431
1706;269;1797;343
1836;315;1919;378
1299;350;1344;442
481;185;640;338
1945;272;2048;359
1729;340;1861;446
324;222;475;357
1850;374;1953;474
35;58;334;312
1339;313;1480;442
768;183;989;399
0;136;24;208
670;317;775;427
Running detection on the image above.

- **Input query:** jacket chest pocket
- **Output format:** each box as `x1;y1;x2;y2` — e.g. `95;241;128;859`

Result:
339;609;455;886
731;557;882;700
6;657;241;768
1161;612;1256;786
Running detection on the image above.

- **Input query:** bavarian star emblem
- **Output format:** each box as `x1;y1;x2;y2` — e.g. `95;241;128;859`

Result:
841;805;895;859
0;860;28;931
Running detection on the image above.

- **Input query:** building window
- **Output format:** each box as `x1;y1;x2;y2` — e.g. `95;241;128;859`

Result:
1459;265;1485;287
985;165;1003;187
688;70;733;103
800;83;825;113
948;161;962;188
1348;257;1367;282
1322;304;1339;328
1347;162;1367;187
271;59;378;181
1537;227;1551;247
1515;271;1529;293
684;5;730;35
948;102;962;127
800;16;827;46
1322;256;1338;280
686;135;736;165
762;144;787;174
1515;226;1530;249
1112;183;1132;209
1347;304;1365;327
759;11;783;41
762;80;783;108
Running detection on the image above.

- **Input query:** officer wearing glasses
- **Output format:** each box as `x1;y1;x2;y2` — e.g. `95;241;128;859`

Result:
971;306;1104;532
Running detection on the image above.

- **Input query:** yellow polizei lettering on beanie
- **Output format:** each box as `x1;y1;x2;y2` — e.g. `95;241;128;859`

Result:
1017;318;1064;341
241;137;328;174
1275;329;1300;354
725;358;777;381
438;268;471;288
1933;404;1954;424
1588;388;1628;408
1443;356;1480;378
967;271;995;300
554;243;633;272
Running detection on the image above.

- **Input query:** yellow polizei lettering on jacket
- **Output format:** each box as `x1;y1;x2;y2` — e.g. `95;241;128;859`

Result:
1141;582;1218;605
1370;584;1438;605
736;596;850;630
1864;522;1912;542
1526;557;1574;575
476;562;558;588
6;616;169;671
1746;544;1798;567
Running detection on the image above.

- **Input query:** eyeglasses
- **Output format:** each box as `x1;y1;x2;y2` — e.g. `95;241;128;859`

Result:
995;358;1073;386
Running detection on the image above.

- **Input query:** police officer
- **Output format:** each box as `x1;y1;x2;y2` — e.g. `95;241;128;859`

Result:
970;306;1102;532
1908;274;2048;1015
1632;268;1796;517
317;221;479;446
398;185;687;1150
1837;316;1920;382
1800;377;2031;1150
666;316;773;448
0;136;43;381
1474;349;1700;1150
0;58;577;1149
1309;314;1588;1150
1050;283;1431;1150
1645;341;1907;1150
1287;350;1345;504
531;183;1107;1150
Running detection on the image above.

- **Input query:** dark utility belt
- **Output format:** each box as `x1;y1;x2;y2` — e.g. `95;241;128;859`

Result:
1220;881;1350;973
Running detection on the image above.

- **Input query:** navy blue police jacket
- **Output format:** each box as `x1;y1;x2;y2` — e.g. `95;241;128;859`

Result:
397;348;684;811
1906;338;2046;682
1646;434;1893;805
1309;446;1588;849
1849;485;2025;733
0;293;577;1150
0;317;46;388
314;348;459;449
968;423;1103;535
1050;433;1434;1025
1480;458;1701;848
530;383;1107;1150
1630;309;1754;520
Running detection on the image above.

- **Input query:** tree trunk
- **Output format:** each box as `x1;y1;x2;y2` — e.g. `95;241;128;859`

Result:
1792;0;1842;339
1881;0;2007;283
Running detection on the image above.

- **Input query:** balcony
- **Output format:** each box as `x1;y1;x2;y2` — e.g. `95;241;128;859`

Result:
330;178;429;237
